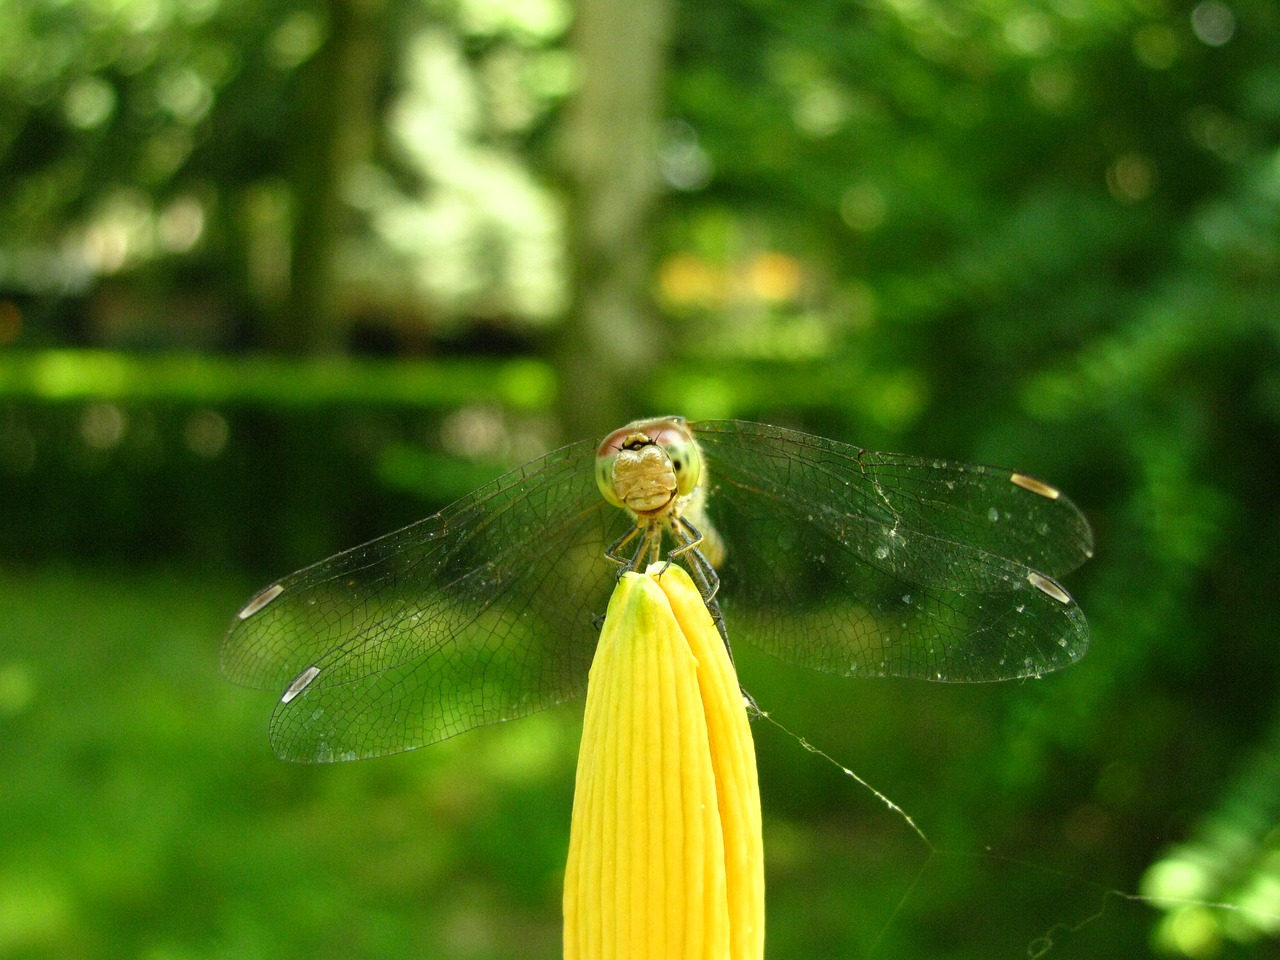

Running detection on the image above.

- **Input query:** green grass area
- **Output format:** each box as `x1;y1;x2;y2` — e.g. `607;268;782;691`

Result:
1;568;1179;960
0;570;579;960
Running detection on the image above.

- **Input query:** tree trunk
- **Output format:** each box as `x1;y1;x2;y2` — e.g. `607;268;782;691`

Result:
274;0;385;354
555;0;672;438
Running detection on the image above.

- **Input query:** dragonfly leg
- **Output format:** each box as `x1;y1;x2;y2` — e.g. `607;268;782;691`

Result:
702;591;731;655
661;515;737;670
680;557;758;718
605;523;645;571
670;517;720;602
667;516;702;555
670;520;760;717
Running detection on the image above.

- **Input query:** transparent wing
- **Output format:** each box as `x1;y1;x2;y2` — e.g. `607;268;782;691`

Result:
221;438;631;761
690;420;1093;682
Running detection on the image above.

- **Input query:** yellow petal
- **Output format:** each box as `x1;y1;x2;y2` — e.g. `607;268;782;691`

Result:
652;564;765;960
564;566;764;960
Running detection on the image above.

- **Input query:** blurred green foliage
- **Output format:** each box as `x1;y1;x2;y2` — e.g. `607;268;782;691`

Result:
2;0;1279;957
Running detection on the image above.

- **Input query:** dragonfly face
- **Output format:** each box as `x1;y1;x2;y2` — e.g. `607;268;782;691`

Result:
595;417;704;516
594;417;724;611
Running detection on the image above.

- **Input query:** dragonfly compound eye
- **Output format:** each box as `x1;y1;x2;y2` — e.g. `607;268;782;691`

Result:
656;429;702;497
594;425;633;509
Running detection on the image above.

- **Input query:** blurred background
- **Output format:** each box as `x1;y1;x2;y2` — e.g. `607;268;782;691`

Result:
2;0;1278;956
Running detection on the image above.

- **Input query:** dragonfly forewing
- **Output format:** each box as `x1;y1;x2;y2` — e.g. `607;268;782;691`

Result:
689;420;1091;681
222;438;632;760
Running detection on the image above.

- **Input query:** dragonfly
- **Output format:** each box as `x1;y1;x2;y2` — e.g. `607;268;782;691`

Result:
222;417;1093;762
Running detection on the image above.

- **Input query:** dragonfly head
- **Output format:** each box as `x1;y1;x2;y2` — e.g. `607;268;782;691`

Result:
596;417;704;516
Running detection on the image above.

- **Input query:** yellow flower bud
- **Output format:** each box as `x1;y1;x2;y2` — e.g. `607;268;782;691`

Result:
564;564;764;960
